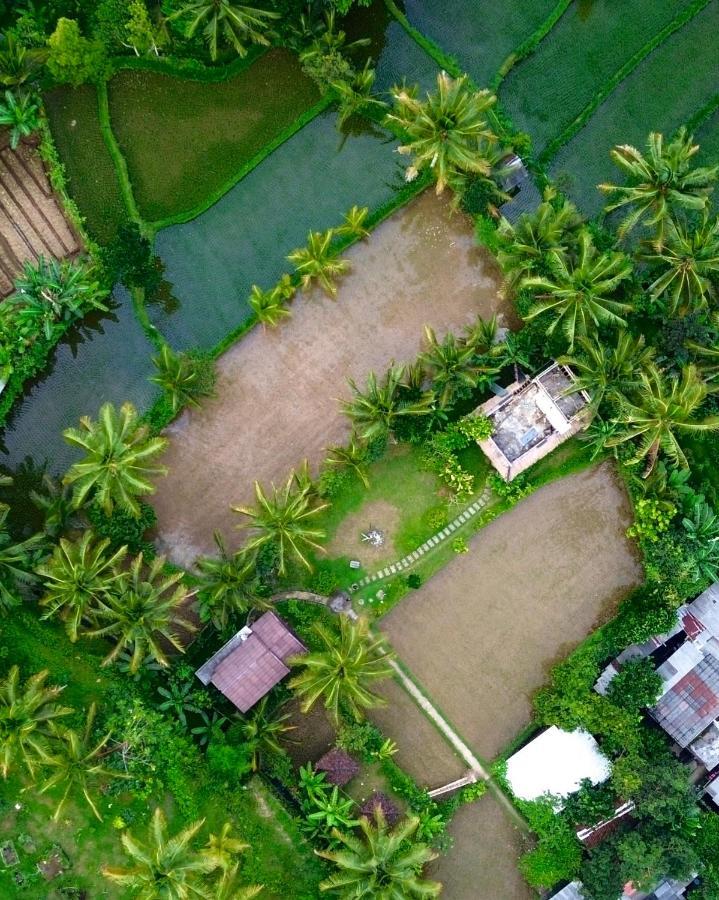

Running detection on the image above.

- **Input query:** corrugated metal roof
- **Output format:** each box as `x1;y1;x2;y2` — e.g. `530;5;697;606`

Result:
651;653;719;747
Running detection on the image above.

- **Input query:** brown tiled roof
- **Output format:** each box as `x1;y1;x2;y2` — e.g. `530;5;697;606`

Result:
205;611;306;713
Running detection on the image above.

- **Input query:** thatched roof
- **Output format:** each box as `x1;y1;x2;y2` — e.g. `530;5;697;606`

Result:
316;748;360;786
360;791;401;827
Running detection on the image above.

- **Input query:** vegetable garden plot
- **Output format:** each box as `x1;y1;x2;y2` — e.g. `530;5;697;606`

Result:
45;85;126;244
0;288;157;475
500;0;701;155
549;0;719;216
402;0;557;86
152;110;405;350
107;50;320;224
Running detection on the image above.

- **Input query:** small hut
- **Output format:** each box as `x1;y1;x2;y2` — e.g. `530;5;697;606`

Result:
316;748;360;786
360;791;401;827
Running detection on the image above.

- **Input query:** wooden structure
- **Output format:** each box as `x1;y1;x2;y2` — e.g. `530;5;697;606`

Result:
196;611;305;713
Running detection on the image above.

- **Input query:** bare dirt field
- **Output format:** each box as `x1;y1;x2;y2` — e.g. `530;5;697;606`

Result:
0;135;81;296
431;793;534;900
380;463;643;760
153;191;512;566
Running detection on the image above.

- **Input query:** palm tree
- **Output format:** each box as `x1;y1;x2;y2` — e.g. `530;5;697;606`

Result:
213;863;263;899
239;697;295;771
642;212;719;315
489;332;532;383
0;666;72;779
338;205;370;240
599;128;718;244
0;502;44;614
288;230;350;298
0;35;46;87
342;364;433;442
36;703;125;820
63;402;168;517
496;188;583;285
559;331;655;416
419;325;494;407
522;230;634;349
0;89;41;149
249;284;291;329
462;314;499;355
233;472;328;575
87;553;196;673
325;436;371;489
333;63;385;129
151;345;215;413
102;807;222;897
195;532;260;630
37;531;126;642
608;364;719;475
289;616;394;722
168;0;279;61
11;256;108;338
316;812;441;898
386;71;498;194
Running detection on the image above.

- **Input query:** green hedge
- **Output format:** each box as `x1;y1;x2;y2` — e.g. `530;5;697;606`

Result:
492;0;572;89
96;79;141;224
107;45;265;82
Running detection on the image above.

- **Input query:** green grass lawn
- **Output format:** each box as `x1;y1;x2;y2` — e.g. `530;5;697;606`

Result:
500;0;700;154
548;0;719;215
107;49;320;224
44;85;127;244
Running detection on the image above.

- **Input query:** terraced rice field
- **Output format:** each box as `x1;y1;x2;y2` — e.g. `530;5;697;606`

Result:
548;0;719;214
0;136;81;296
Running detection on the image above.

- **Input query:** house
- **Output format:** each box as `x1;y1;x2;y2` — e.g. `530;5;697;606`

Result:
505;726;611;804
596;582;719;762
195;610;306;713
474;362;590;480
549;877;696;900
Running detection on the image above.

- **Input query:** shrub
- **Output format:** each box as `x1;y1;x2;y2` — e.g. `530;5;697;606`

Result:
310;567;339;596
488;472;531;502
606;658;662;712
87;499;157;557
405;573;422;589
457;413;493;442
452;536;469;554
318;467;351;498
47;18;107;86
626;497;676;542
336;719;384;762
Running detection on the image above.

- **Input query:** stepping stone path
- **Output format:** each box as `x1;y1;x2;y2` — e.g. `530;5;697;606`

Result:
349;485;493;593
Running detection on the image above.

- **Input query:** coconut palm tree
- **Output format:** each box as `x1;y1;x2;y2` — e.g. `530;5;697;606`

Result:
0;35;46;87
0;89;41;149
419;325;493;407
289;617;394;722
37;531;127;642
63;402;168;517
386;71;498;194
168;0;279;61
642;212;719;315
0;503;44;614
496;188;583;286
239;697;295;771
213;863;263;899
599;128;719;245
202;822;249;872
559;331;655;416
325;436;371;488
87;553;196;673
288;230;350;298
333;63;385;129
489;332;532;383
234;471;328;575
151;345;216;413
10;256;108;338
195;532;261;630
248;284;292;328
522;230;634;349
36;702;125;820
0;666;72;779
608;364;719;475
316;812;441;898
102;807;222;897
338;205;370;240
342;364;434;443
462;314;499;355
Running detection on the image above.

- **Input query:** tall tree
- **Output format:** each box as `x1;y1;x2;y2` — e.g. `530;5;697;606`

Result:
63;402;168;517
195;532;261;630
87;553;196;673
342;364;433;442
37;702;126;820
316;812;441;898
609;364;719;474
289;616;394;722
325;436;371;488
234;472;328;575
522;230;633;349
151;345;216;413
419;325;493;407
238;697;295;771
643;212;719;315
168;0;279;61
0;503;44;614
37;531;126;641
599;128;718;244
386;72;498;194
0;666;72;779
288;229;350;298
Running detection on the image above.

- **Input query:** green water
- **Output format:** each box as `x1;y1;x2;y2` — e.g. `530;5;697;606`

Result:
151;110;408;350
0;288;158;475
